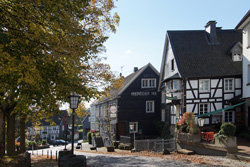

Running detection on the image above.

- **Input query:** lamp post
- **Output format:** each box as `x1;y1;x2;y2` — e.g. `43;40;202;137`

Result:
69;94;80;154
129;124;135;151
198;118;205;141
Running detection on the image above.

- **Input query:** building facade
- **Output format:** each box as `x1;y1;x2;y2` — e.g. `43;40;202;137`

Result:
236;10;250;128
27;110;68;142
159;21;243;132
89;63;161;143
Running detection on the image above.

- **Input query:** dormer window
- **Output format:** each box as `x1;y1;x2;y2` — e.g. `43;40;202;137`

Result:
233;53;242;61
229;42;242;61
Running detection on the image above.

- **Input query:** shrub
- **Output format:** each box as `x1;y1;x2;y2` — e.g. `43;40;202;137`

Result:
180;125;188;133
214;123;236;142
161;124;172;139
220;123;236;137
87;131;100;144
118;143;125;150
188;124;200;134
153;118;164;136
87;132;92;144
42;139;47;145
28;141;37;147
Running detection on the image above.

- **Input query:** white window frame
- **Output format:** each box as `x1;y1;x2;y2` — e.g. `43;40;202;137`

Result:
161;109;166;122
199;103;210;115
129;122;138;133
248;64;250;84
171;59;175;71
224;78;234;92
233;53;242;61
141;78;156;88
199;79;210;92
173;80;181;91
146;100;155;113
224;111;235;123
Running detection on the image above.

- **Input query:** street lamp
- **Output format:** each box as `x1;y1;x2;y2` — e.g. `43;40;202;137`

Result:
198;118;205;128
129;124;136;151
198;118;205;142
69;94;80;154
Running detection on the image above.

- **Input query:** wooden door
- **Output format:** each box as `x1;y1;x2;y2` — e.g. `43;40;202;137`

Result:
116;122;126;139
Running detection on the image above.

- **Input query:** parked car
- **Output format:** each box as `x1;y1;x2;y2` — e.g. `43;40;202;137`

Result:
52;140;69;146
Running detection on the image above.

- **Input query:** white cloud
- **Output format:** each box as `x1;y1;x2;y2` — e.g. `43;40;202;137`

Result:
125;49;132;54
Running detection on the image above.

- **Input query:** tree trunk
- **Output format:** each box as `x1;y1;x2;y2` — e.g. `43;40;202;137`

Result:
0;109;5;156
6;113;16;155
20;114;26;153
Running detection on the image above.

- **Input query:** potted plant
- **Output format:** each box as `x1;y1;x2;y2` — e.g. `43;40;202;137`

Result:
214;123;237;153
176;112;200;143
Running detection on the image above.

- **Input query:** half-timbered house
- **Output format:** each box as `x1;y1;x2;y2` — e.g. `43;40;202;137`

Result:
89;63;160;143
158;21;243;132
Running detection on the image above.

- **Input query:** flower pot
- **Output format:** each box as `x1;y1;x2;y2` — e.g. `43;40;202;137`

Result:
176;132;200;143
107;146;115;152
215;136;237;153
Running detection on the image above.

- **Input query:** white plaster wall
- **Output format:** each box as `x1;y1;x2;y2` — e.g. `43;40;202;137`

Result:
211;103;215;112
193;104;198;114
200;94;209;98
190;80;198;89
242;24;250;98
186;82;190;89
235;78;241;89
193;90;198;98
211;89;215;97
186;104;194;112
163;42;180;80
211;79;219;88
215;103;222;111
236;89;241;96
186;90;194;99
224;93;234;100
218;79;222;87
215;89;222;97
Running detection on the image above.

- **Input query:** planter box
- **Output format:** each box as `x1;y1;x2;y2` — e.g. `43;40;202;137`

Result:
214;136;237;153
107;146;115;152
176;133;200;143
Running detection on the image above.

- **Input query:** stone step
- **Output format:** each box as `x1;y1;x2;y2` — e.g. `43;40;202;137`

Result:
177;149;195;155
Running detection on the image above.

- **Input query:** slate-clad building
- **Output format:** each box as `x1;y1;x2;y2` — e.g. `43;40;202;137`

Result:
158;21;243;132
90;63;161;142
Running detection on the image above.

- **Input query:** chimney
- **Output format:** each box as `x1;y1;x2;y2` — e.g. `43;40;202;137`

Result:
134;67;138;72
205;21;218;44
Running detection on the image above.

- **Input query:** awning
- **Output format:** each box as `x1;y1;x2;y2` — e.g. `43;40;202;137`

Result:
195;100;250;117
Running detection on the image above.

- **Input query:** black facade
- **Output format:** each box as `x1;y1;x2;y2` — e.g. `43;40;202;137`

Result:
117;66;161;138
90;63;161;141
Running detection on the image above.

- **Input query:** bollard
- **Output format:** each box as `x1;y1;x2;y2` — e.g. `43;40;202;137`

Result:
51;150;52;160
47;150;49;158
42;150;43;156
37;150;38;156
56;151;57;161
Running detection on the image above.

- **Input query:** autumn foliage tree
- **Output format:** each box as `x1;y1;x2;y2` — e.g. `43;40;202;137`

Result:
0;0;119;155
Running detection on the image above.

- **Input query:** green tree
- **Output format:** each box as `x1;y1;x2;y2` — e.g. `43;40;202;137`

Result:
0;0;119;155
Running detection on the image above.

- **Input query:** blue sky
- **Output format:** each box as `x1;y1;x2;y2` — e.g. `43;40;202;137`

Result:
102;0;250;77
